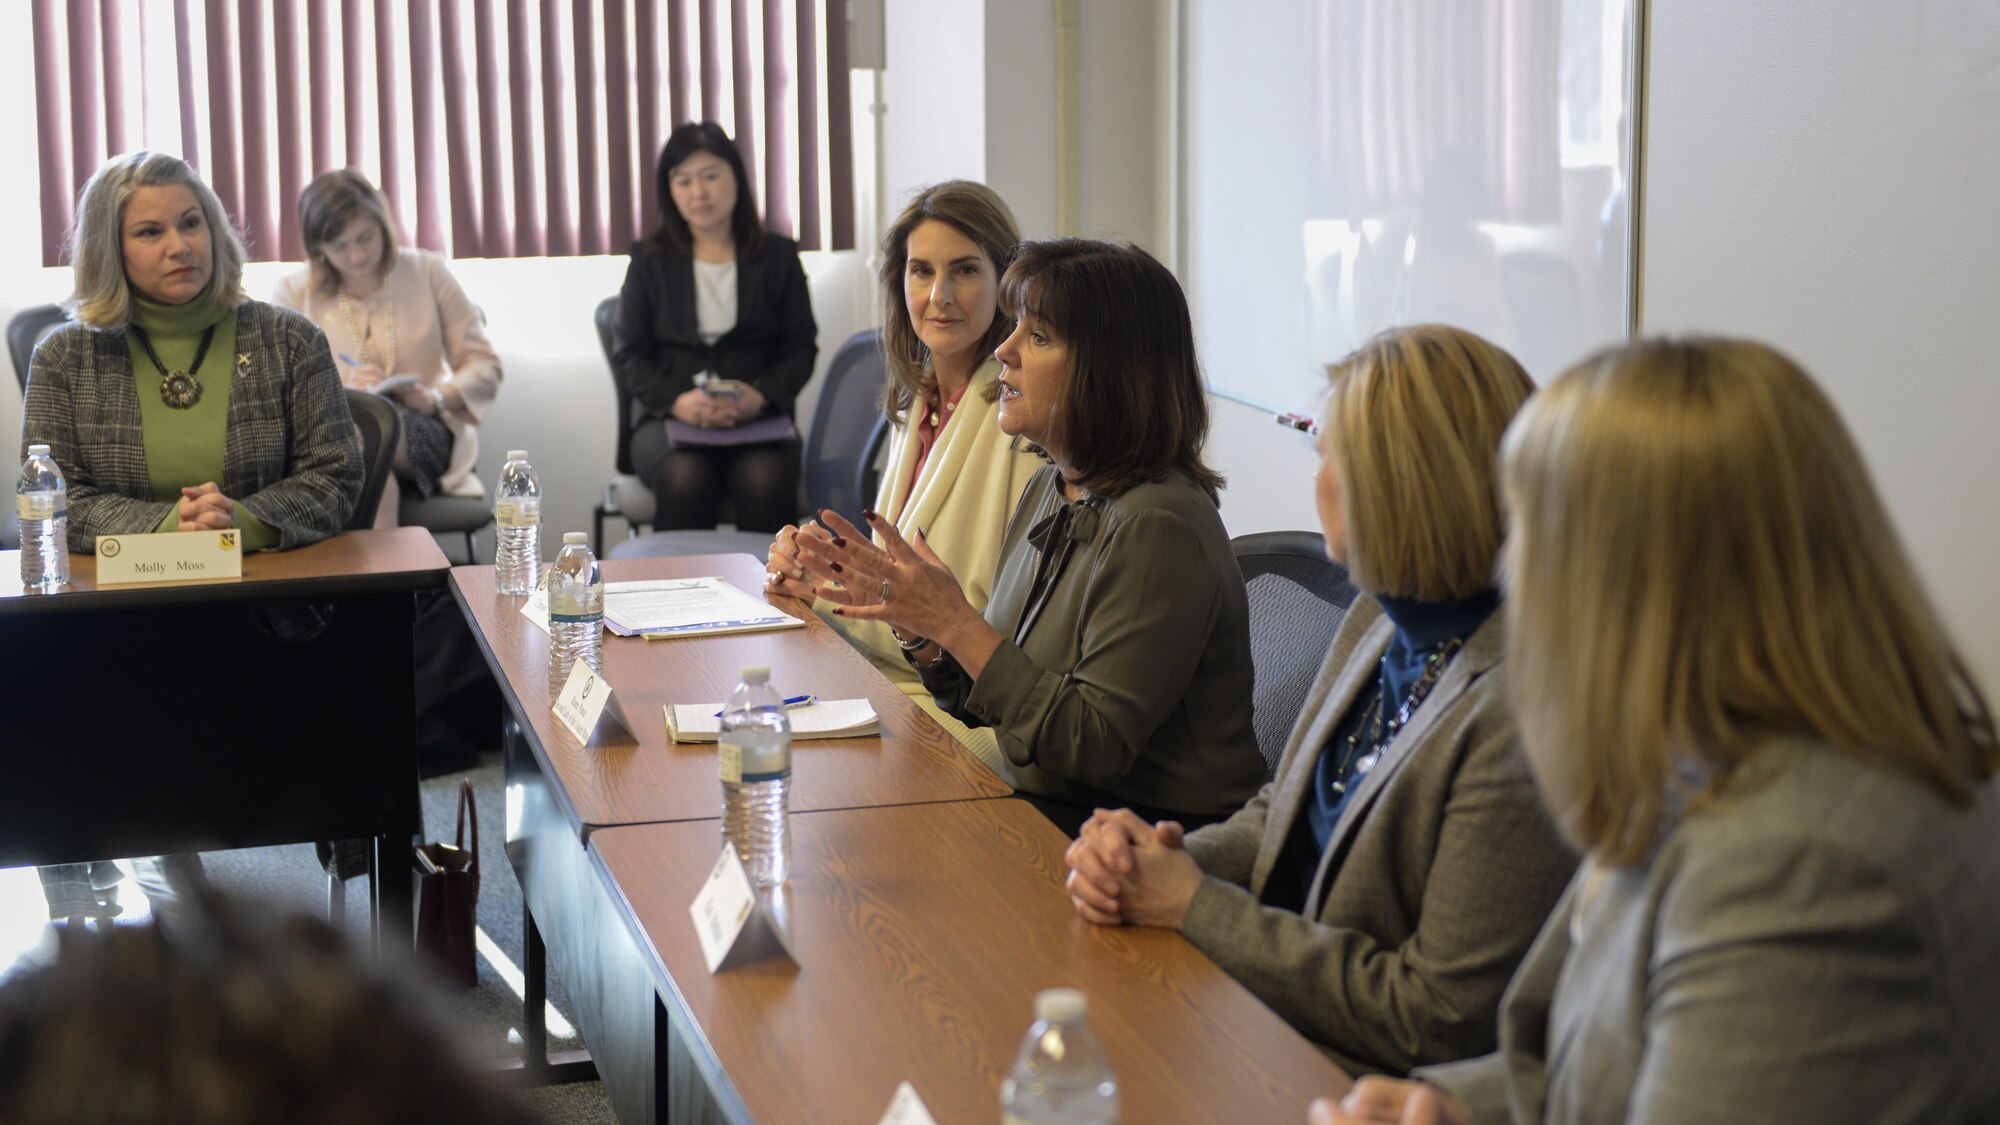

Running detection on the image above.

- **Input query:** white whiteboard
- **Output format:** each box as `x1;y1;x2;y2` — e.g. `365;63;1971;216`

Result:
1186;0;1638;412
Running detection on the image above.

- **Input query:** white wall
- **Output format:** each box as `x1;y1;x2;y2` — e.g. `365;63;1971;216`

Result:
1642;0;2000;694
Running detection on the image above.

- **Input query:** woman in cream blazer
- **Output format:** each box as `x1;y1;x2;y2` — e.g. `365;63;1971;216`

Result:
766;182;1038;779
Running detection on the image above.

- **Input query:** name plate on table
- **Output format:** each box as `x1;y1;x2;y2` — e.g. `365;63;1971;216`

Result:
879;1082;939;1125
690;845;797;973
551;660;633;744
95;530;243;584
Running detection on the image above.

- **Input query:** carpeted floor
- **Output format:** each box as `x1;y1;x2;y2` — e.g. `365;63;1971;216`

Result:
0;752;620;1124
202;751;619;1123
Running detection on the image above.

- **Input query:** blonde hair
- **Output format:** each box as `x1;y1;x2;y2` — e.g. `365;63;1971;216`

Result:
876;181;1019;425
1323;324;1534;599
299;169;402;297
1500;338;1997;865
66;151;248;330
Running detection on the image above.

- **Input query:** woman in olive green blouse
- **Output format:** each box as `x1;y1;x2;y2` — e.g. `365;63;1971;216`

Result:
21;151;360;925
797;239;1265;832
22;150;361;555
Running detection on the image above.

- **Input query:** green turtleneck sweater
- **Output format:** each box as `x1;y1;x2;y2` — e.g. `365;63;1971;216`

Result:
126;293;275;550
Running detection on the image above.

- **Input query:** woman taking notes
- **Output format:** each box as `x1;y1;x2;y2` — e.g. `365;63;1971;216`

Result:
798;239;1265;831
275;169;503;527
613;121;818;532
1064;325;1575;1076
22;150;360;922
1319;339;2000;1124
765;181;1041;778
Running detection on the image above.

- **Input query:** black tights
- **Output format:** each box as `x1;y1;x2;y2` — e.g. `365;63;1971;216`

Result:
631;425;801;532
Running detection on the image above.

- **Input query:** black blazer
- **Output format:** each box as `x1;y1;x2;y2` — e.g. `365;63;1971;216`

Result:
611;235;818;428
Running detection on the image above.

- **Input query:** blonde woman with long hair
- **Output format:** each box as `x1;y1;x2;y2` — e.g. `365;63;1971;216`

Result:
1317;338;2000;1124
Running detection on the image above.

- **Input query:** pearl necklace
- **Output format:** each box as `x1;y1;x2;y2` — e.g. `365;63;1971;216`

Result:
336;275;397;377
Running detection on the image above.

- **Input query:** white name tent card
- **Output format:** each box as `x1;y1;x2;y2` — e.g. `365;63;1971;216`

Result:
551;661;634;745
664;698;880;743
95;529;243;584
689;846;797;973
878;1082;939;1125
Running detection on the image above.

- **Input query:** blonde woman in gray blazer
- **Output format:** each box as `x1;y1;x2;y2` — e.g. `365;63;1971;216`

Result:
1319;340;2000;1124
1066;326;1575;1076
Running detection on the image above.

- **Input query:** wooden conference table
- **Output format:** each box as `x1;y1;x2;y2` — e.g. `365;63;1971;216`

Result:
454;553;1347;1122
0;528;447;939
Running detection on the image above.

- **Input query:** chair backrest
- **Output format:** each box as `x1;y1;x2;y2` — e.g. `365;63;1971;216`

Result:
9;304;70;393
802;329;889;528
343;389;402;531
593;296;642;476
1232;530;1360;777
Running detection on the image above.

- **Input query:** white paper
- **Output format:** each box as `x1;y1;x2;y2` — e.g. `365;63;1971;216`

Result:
689;846;798;973
665;698;880;743
878;1082;939;1125
604;576;803;637
551;661;630;744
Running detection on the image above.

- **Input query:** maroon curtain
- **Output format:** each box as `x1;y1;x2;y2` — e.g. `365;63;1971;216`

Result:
31;0;858;264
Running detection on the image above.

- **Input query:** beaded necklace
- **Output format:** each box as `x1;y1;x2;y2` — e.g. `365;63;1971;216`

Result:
336;275;397;377
1328;637;1465;796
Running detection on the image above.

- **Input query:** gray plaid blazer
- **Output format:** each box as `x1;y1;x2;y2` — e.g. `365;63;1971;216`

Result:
21;300;361;551
1422;738;2000;1123
1179;596;1576;1077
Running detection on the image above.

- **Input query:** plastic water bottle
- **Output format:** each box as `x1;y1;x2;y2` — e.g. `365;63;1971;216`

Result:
16;444;69;592
720;665;791;887
1002;989;1120;1124
547;532;603;693
494;449;542;595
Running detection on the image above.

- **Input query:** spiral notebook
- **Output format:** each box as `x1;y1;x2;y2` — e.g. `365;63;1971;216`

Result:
664;698;880;743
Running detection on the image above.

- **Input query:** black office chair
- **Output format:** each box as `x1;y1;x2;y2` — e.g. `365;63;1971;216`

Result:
1233;530;1359;777
6;305;68;548
343;390;403;532
8;303;68;393
401;492;490;564
601;315;892;561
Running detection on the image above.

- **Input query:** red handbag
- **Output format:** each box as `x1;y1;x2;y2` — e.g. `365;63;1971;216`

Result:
413;778;481;988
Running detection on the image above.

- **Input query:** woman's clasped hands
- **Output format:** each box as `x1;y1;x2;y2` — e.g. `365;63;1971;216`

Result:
176;481;235;531
1063;809;1203;929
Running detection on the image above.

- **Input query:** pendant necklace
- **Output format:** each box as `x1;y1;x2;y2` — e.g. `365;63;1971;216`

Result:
130;323;216;409
1330;637;1465;796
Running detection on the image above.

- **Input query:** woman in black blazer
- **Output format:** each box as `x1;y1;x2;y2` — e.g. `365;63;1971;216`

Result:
612;122;818;531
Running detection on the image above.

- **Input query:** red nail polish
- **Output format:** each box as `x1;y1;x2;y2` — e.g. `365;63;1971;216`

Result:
831;562;844;573
831;536;847;548
864;509;880;521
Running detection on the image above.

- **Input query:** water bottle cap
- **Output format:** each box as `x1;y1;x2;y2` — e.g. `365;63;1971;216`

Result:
27;444;49;456
563;532;588;545
507;449;528;460
739;665;770;684
1034;988;1086;1023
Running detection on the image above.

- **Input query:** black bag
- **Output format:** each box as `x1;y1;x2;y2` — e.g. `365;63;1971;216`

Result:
413;778;480;988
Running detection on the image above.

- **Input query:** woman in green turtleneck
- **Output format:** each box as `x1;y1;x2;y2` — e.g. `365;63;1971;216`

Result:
21;150;361;555
19;151;361;927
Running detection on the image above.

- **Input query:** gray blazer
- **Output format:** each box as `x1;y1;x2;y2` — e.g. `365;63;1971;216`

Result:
1422;738;2000;1123
1179;597;1575;1077
920;466;1266;819
22;301;362;551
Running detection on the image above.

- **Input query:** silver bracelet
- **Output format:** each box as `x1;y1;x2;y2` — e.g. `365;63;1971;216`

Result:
891;628;930;652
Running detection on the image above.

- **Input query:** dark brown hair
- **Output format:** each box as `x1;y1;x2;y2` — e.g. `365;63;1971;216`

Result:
1000;239;1224;503
876;180;1020;424
649;121;765;257
298;168;401;297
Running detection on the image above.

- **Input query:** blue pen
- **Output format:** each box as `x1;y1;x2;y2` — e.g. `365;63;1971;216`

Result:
713;694;815;717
